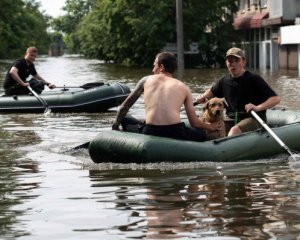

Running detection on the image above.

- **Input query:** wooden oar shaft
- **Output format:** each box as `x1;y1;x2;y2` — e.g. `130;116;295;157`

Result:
56;82;104;89
251;110;294;157
27;86;51;114
55;86;83;88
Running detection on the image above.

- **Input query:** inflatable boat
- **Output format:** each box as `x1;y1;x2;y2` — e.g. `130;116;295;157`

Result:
0;82;130;113
88;108;300;163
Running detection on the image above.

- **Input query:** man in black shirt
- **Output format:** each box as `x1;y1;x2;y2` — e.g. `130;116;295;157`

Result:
3;46;56;95
196;47;280;136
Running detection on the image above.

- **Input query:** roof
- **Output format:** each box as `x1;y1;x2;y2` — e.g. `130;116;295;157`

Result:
233;12;269;30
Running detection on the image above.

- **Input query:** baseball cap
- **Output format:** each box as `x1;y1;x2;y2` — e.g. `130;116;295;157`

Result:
225;47;245;59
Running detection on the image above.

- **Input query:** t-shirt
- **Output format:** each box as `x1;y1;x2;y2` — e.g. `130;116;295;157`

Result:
211;70;277;120
3;58;37;88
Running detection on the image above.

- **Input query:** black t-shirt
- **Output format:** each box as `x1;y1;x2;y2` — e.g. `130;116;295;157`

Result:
211;70;277;120
3;58;37;88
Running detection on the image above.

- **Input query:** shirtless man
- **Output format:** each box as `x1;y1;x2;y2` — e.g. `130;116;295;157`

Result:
112;52;221;141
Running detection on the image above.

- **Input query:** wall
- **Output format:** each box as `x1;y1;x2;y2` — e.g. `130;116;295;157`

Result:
279;45;298;69
269;0;299;20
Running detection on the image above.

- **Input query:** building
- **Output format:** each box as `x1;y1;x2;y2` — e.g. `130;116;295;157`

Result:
48;36;65;57
233;0;300;72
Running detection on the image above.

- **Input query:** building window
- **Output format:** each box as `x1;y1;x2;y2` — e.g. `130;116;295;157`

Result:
266;28;271;40
261;28;265;41
239;0;247;11
250;0;258;6
260;0;267;8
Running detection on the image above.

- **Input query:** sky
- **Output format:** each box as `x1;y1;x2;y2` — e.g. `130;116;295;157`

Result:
39;0;66;17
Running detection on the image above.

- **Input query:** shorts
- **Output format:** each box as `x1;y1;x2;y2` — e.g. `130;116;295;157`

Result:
236;117;261;132
121;116;207;142
4;85;30;96
142;122;188;140
143;123;207;142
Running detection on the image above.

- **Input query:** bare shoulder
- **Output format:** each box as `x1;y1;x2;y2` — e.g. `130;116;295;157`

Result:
174;77;190;91
137;75;150;85
133;75;150;91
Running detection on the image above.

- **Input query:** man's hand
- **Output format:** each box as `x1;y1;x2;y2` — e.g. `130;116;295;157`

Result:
48;83;56;89
245;103;257;113
112;122;120;131
22;82;30;87
205;121;222;132
195;94;208;104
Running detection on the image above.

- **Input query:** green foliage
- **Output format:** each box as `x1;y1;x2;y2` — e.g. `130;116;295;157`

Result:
0;0;51;58
184;0;238;67
77;0;175;66
51;0;96;53
53;0;238;67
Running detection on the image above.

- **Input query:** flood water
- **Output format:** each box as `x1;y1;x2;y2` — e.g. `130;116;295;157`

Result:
1;55;300;239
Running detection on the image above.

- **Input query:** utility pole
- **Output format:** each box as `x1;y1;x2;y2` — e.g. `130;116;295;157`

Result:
176;0;184;71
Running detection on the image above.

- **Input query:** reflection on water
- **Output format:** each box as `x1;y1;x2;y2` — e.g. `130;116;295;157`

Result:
0;56;300;239
88;165;300;239
260;70;300;110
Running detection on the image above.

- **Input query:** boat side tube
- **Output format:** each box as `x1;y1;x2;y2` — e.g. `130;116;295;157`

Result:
89;121;300;163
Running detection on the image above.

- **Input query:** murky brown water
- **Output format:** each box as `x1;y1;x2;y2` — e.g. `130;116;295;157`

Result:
0;55;300;239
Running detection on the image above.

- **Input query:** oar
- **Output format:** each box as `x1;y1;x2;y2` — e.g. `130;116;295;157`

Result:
56;82;104;90
251;110;298;160
63;142;90;153
27;86;51;115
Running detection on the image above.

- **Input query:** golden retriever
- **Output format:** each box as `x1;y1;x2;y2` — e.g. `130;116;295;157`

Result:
199;97;226;140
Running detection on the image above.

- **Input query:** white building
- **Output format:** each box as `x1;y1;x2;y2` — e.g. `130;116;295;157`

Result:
233;0;300;72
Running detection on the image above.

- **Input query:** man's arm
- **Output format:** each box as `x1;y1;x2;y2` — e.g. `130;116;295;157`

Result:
112;76;148;130
9;67;29;87
245;95;281;113
195;89;214;103
185;87;221;131
33;74;56;89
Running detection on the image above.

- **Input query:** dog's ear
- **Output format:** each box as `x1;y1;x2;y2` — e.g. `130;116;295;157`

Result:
203;100;210;111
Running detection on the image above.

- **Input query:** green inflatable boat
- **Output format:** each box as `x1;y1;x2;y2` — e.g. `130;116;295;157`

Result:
0;82;130;113
89;108;300;163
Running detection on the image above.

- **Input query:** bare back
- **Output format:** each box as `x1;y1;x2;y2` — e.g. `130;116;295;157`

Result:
143;74;189;125
112;51;217;131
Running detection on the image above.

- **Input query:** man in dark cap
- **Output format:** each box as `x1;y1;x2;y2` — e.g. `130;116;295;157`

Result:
196;47;280;136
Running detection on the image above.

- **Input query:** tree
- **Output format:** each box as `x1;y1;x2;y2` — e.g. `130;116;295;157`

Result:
51;0;96;53
0;0;50;58
53;0;238;67
182;0;238;67
77;0;175;66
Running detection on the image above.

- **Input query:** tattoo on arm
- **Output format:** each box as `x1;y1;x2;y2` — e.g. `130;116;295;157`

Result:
113;77;147;127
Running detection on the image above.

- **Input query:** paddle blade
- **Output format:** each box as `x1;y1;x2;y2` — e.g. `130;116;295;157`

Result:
81;82;104;89
63;142;90;153
288;154;300;168
44;107;52;116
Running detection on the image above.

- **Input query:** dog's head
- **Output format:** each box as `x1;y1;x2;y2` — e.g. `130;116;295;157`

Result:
203;98;225;119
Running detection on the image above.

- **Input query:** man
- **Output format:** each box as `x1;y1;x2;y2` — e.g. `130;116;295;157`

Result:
3;46;56;95
196;47;280;136
112;52;221;141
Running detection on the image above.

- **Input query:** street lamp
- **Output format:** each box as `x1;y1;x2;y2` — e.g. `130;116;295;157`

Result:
176;0;184;71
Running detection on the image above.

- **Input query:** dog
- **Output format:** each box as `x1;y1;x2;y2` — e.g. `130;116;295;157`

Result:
199;97;226;140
